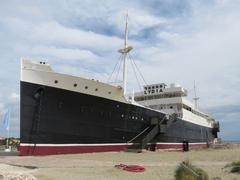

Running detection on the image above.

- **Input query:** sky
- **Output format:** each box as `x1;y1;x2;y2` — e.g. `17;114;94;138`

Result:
0;0;239;141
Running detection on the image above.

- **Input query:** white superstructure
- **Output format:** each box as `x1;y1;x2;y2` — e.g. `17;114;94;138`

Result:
134;83;215;128
21;59;126;103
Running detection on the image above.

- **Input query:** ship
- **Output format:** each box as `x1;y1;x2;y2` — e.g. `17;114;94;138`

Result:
133;82;220;148
19;16;219;155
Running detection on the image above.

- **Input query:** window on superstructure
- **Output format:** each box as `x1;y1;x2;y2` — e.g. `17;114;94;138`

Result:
54;80;58;84
74;83;77;87
85;86;88;89
95;88;98;91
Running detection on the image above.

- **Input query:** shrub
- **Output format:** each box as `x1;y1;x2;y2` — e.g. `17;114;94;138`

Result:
0;138;20;149
175;160;209;180
230;161;240;174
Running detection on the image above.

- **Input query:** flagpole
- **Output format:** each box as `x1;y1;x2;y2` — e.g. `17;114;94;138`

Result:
7;109;10;150
3;109;11;151
2;108;11;151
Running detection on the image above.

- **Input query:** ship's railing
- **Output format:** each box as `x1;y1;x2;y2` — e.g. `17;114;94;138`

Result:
127;127;150;144
134;92;184;102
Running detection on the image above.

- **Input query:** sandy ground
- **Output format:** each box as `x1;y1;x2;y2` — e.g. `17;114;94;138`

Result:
0;145;240;180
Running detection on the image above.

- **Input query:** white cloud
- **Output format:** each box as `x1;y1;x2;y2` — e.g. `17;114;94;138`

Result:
157;32;182;45
0;103;4;112
30;21;123;52
131;0;240;108
108;8;167;35
31;46;99;63
9;93;20;103
0;17;123;53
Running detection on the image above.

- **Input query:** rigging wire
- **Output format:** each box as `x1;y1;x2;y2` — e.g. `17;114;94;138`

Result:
128;54;149;105
107;52;148;93
115;55;123;83
129;54;148;86
107;54;122;83
129;54;142;91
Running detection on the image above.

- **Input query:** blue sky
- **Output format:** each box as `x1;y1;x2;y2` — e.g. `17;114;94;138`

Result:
0;0;240;141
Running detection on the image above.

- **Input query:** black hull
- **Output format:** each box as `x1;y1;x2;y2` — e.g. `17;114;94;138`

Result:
20;81;217;155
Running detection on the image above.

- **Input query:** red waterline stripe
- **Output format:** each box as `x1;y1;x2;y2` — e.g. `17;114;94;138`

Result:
18;142;208;155
18;144;128;155
154;143;208;150
189;143;208;150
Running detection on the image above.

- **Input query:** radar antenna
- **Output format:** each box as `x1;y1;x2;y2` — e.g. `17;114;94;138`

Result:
118;13;133;95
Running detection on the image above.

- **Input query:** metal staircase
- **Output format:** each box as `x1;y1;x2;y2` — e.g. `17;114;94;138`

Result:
141;124;160;149
126;114;171;152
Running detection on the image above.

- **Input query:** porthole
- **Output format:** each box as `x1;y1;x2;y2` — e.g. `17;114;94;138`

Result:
95;88;98;91
74;83;77;87
108;91;111;94
85;86;88;89
54;80;58;84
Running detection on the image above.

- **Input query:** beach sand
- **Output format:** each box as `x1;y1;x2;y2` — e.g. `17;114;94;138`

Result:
0;144;239;180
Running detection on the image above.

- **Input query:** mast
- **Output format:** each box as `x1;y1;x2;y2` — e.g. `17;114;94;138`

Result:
118;13;133;96
193;80;199;109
